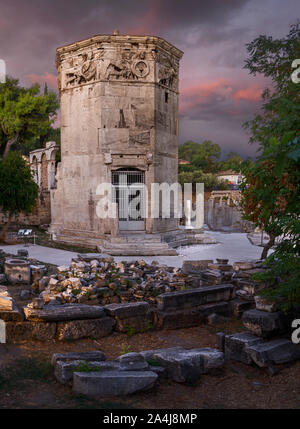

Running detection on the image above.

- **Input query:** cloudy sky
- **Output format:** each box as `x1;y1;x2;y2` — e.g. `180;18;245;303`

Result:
1;0;299;158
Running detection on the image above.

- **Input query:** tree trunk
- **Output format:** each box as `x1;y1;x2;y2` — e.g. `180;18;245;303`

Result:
261;232;276;260
0;212;12;243
3;133;19;158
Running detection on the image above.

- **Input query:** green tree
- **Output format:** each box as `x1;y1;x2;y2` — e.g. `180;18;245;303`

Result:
243;21;300;146
0;151;38;242
218;151;244;172
0;77;59;157
240;21;300;309
179;140;221;172
178;169;228;192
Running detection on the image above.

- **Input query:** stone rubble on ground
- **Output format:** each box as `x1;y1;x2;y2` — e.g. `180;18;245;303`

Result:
52;346;226;396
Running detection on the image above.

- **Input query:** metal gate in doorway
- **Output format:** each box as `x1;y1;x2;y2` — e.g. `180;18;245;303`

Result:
112;169;146;231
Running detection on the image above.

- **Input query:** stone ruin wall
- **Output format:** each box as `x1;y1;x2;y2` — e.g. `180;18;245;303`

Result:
0;142;59;227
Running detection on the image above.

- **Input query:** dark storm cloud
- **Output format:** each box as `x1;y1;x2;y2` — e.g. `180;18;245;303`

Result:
0;0;298;157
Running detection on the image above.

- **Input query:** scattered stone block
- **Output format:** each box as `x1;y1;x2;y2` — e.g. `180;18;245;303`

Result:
157;285;235;311
194;348;224;373
233;261;255;271
73;370;158;396
0;308;24;322
24;303;106;322
182;260;213;275
154;301;230;330
105;302;150;319
17;249;28;257
51;351;106;366
0;295;15;311
5;321;56;342
140;347;185;361
54;360;118;384
20;290;31;301
151;348;205;383
224;332;263;364
229;299;254;318
242;309;288;338
104;302;151;333
117;353;149;371
57;266;70;273
31;265;46;282
56;317;115;340
255;296;277;313
247;339;300;368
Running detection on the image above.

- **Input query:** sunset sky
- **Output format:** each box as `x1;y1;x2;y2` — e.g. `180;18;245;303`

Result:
1;0;299;158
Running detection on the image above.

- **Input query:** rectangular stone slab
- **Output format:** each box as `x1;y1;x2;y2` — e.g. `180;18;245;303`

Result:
0;309;24;322
73;370;158;396
52;351;106;366
247;339;300;367
104;302;150;319
24;304;106;322
157;285;235;311
56;317;115;340
5;321;56;342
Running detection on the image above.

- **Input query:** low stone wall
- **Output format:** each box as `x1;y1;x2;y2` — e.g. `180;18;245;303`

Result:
2;285;236;343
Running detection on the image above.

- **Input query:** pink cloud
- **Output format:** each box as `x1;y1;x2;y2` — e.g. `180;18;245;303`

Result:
232;87;262;101
27;72;58;90
180;79;232;113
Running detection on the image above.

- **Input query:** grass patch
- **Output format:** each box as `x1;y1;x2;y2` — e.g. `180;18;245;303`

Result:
0;357;52;391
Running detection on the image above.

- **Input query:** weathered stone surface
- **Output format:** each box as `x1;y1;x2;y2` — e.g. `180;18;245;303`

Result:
242;309;288;338
233;261;255;271
154;301;230;330
73;370;158;396
24;303;106;322
157;285;234;311
247;339;300;367
154;308;204;330
182;260;213;275
54;360;118;384
20;290;31;301
117;352;149;371
4;258;31;284
56;317;115;340
104;302;150;319
31;265;46;282
114;314;153;333
0;296;15;310
5;321;56;342
152;348;205;383
192;348;224;373
0;309;24;322
215;332;226;352
140;347;184;361
255;296;277;313
51;351;106;366
229;298;254;318
224;332;263;364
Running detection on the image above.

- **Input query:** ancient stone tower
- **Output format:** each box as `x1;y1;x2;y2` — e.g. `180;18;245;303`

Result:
50;32;183;251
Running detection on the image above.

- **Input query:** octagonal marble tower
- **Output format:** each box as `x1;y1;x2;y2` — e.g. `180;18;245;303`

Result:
50;32;183;248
